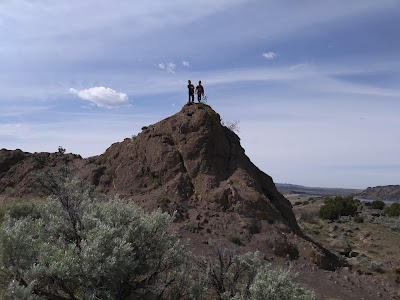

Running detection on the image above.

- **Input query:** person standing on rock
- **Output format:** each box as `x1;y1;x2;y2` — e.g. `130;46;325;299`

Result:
188;80;195;103
195;80;204;103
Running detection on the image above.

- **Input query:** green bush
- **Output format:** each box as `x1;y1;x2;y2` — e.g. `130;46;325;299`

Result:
319;196;359;221
368;200;385;210
384;203;400;217
187;222;199;233
6;202;41;220
0;199;42;224
0;177;190;300
3;187;14;196
228;235;242;245
354;215;364;223
197;247;315;300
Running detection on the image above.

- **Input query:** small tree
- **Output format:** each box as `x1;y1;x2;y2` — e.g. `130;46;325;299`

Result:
57;146;66;154
368;200;385;210
319;196;358;221
384;203;400;217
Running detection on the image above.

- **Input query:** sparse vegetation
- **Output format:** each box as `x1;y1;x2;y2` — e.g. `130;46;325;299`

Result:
228;235;242;245
0;198;42;223
354;215;364;223
319;196;359;221
3;187;14;196
384;202;400;217
186;222;199;233
158;196;171;204
196;246;315;300
221;120;240;133
367;200;385;210
150;176;161;187
57;146;66;154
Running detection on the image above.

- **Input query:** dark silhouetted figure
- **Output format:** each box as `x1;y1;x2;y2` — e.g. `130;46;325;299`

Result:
195;80;204;103
188;80;195;103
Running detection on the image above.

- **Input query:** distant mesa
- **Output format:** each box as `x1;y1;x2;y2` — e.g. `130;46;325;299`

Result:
357;185;400;201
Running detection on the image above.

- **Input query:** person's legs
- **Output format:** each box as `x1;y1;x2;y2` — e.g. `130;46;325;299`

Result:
197;93;202;103
189;93;194;103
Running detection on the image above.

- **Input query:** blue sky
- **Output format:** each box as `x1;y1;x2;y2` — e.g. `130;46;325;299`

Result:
1;0;399;189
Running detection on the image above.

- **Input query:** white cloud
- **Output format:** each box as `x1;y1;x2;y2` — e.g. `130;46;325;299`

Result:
158;62;176;73
69;87;129;109
167;62;176;73
262;52;276;60
182;61;190;67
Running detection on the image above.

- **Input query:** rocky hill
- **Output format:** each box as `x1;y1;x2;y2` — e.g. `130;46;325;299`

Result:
357;185;400;201
0;104;337;269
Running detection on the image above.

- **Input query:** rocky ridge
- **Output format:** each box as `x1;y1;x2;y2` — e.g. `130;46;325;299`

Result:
357;185;400;201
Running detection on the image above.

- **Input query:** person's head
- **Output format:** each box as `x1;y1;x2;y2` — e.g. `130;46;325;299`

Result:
199;80;201;84
188;80;191;84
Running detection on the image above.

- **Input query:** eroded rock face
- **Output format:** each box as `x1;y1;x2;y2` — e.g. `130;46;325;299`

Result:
80;104;299;230
0;149;81;196
0;104;339;269
358;185;400;201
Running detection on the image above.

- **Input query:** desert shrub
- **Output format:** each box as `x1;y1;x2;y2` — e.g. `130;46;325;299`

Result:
158;196;171;204
187;222;199;233
390;268;400;283
228;235;242;245
0;175;192;300
319;196;358;221
6;202;41;220
354;215;364;223
384;203;400;217
3;187;14;196
221;120;240;133
298;210;319;224
57;146;66;154
0;199;42;224
196;246;315;300
369;200;385;210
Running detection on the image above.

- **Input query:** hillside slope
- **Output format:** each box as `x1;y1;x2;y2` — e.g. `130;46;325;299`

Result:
357;185;400;201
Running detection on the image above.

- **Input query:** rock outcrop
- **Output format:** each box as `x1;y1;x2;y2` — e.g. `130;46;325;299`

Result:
357;185;400;201
0;149;81;196
0;104;338;269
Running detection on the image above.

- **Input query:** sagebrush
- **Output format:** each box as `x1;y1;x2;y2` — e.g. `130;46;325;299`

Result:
0;173;315;299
